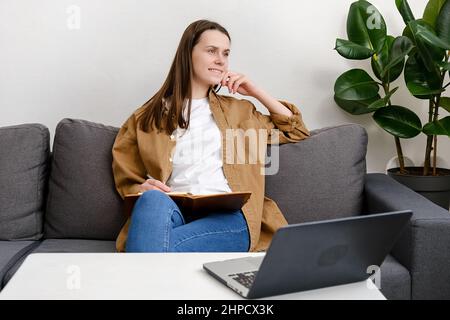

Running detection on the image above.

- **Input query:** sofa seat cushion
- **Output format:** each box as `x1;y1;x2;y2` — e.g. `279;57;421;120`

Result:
31;239;117;253
0;124;49;240
2;239;116;288
0;241;40;289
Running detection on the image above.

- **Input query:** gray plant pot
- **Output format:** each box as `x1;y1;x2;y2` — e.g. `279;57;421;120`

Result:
387;167;450;210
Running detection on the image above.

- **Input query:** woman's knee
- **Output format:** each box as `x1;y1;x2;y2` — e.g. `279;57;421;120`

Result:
137;189;171;206
170;211;250;252
132;190;174;218
172;228;249;252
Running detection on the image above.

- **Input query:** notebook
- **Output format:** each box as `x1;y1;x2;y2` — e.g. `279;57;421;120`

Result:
123;191;252;218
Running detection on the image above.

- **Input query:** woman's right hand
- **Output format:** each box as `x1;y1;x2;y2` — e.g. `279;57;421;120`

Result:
139;179;171;193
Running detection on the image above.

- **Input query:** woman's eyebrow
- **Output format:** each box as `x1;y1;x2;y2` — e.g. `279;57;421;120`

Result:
205;45;230;52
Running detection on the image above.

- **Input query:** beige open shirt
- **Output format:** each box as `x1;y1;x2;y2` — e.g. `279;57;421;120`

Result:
112;87;310;252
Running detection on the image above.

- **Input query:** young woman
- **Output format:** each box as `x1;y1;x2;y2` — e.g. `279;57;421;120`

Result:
112;19;309;252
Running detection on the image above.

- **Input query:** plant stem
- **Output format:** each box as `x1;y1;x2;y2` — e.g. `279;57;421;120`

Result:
433;135;437;175
383;83;406;173
424;51;449;176
431;95;441;176
424;99;434;176
395;137;406;172
425;52;448;176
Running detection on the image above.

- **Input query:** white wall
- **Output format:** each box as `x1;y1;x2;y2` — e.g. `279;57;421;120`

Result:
1;0;448;173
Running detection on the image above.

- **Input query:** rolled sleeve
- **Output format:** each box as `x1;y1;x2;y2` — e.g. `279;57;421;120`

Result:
269;100;309;137
245;99;310;144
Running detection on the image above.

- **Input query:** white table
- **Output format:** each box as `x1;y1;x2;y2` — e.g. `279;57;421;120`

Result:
0;253;385;300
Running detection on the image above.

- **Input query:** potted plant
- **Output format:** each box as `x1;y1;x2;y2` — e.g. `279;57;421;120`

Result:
333;0;450;209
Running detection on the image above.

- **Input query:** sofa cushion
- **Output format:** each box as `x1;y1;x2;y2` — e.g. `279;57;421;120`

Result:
31;239;117;253
0;124;49;240
44;119;126;240
266;124;367;224
0;240;40;289
2;239;116;288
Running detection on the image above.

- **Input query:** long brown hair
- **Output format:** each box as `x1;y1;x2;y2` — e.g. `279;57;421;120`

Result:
137;20;231;135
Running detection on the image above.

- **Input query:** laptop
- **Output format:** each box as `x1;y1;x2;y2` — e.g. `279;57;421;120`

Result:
203;210;412;299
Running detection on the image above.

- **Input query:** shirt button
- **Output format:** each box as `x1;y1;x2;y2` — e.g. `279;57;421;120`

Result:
170;134;175;140
169;157;173;162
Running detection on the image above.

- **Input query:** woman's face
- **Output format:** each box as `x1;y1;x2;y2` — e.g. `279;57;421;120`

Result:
191;30;230;91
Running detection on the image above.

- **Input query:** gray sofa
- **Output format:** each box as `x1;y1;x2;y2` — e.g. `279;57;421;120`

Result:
1;119;449;300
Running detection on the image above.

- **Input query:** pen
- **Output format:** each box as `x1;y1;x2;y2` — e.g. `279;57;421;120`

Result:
147;173;166;184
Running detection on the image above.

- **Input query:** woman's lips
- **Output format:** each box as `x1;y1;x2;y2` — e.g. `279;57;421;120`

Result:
208;68;223;75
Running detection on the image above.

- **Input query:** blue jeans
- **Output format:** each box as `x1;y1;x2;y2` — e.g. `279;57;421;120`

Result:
126;190;250;252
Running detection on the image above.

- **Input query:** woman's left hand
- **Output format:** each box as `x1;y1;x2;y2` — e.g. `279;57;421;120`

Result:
220;71;260;98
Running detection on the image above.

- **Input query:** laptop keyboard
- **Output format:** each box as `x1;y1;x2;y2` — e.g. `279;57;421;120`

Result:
228;271;258;289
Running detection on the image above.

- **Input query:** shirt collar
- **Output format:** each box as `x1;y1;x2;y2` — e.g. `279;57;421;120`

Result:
162;86;220;112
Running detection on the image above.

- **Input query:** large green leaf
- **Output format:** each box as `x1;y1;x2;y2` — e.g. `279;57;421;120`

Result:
396;0;415;24
436;0;450;43
334;69;380;100
335;38;375;60
334;94;381;115
347;0;387;53
439;97;450;113
415;23;450;49
402;23;416;43
422;116;450;136
371;38;390;82
423;0;446;29
407;20;444;73
335;87;398;115
371;36;405;83
402;20;445;63
373;105;422;138
406;82;444;96
404;53;442;99
380;36;414;79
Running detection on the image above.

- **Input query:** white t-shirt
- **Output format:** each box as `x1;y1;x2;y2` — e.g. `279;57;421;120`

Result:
165;97;232;195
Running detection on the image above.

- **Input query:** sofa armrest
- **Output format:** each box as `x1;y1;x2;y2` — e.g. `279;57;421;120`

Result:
364;173;450;299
